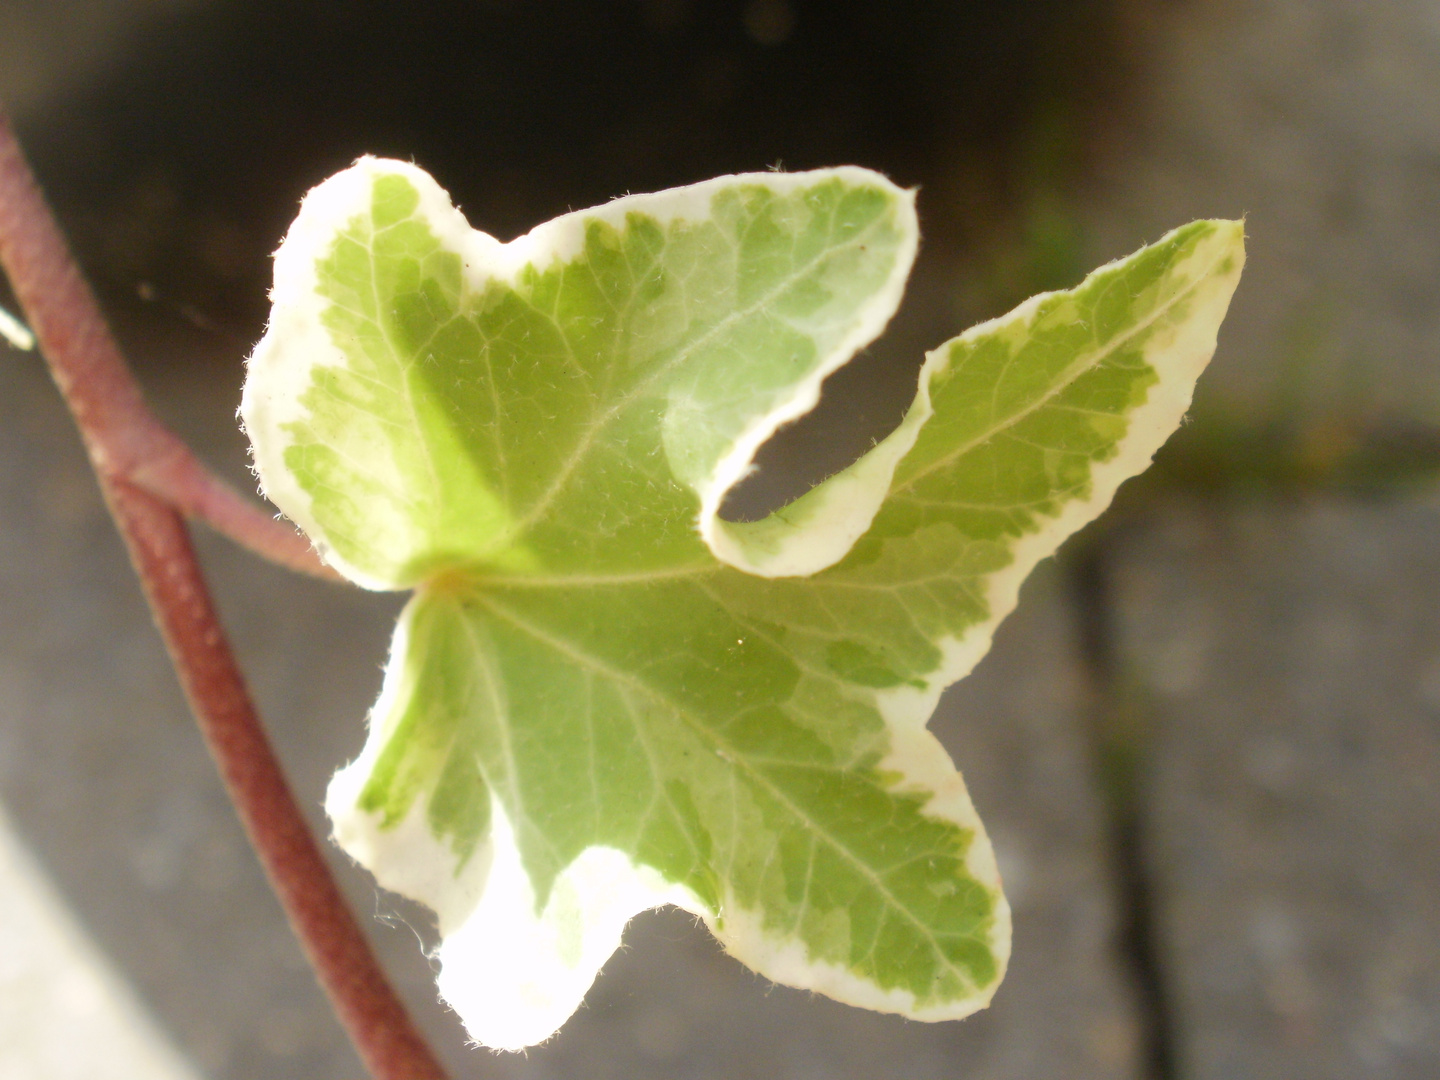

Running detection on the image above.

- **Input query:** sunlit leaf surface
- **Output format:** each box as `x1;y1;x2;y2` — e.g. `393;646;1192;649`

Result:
243;158;1243;1050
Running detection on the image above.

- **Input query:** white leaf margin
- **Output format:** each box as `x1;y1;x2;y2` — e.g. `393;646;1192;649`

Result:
876;217;1246;723
241;156;921;588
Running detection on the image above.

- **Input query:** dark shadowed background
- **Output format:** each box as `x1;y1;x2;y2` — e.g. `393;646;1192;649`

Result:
2;2;1438;1078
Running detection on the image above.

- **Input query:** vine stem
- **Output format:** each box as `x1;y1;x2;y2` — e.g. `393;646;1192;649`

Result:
0;113;447;1079
0;132;335;579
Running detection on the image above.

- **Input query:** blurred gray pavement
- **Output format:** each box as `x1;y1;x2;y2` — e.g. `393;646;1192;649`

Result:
1084;0;1440;427
0;797;201;1079
1112;501;1440;1079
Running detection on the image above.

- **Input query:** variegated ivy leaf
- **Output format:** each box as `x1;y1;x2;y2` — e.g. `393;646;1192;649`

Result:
242;157;1244;1051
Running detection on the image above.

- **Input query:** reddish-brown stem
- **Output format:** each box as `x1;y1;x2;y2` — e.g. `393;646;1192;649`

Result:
105;478;448;1078
127;422;344;581
0;121;336;580
0;114;446;1079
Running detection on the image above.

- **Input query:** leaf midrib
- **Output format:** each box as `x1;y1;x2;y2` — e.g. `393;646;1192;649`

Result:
494;206;898;548
893;237;1221;495
469;589;984;998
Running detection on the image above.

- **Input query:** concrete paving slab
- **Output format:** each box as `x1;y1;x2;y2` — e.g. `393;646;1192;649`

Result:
1111;498;1440;1079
